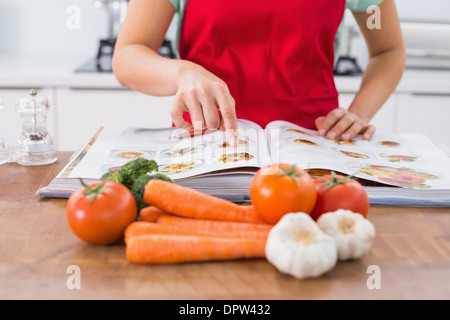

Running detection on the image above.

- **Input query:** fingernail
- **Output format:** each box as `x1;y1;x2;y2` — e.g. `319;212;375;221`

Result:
318;129;326;136
342;133;350;140
328;132;336;139
226;130;237;147
228;133;238;147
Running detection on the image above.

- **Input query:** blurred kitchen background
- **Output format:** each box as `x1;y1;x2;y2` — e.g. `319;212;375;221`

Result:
0;0;450;153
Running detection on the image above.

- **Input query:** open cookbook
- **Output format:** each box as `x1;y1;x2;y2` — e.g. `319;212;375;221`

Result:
39;119;450;206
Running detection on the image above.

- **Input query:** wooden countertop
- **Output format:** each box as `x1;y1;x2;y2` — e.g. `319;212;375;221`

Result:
1;152;449;300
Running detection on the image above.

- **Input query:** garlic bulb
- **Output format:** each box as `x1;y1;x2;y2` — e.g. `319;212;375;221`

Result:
316;209;375;261
265;212;337;279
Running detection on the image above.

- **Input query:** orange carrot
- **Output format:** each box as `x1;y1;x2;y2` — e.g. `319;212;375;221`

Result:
124;221;199;244
143;180;269;224
139;206;170;222
125;219;270;244
126;234;266;264
156;215;271;240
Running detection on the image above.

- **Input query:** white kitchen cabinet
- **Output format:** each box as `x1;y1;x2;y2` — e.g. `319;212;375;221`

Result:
338;93;396;135
0;88;56;149
395;93;450;147
55;88;174;151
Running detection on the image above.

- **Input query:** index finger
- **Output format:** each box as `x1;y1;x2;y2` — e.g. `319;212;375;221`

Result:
216;90;238;146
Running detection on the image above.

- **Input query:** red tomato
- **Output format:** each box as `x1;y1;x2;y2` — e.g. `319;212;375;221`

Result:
250;164;317;224
66;180;137;245
311;173;369;221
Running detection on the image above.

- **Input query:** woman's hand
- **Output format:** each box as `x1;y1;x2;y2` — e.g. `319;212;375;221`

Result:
171;61;239;146
315;108;375;141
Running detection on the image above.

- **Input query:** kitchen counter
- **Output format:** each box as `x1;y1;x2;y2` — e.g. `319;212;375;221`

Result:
1;54;450;94
1;152;449;300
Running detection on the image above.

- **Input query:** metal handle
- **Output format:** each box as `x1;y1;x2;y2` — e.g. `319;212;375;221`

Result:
411;92;450;97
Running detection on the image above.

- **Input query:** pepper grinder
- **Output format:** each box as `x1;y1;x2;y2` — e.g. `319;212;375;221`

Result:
15;89;58;166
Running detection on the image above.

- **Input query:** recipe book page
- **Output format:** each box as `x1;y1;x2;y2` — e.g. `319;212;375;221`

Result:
65;119;272;181
264;120;450;190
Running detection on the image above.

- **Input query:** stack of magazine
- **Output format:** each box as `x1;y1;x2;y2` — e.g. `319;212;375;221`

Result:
39;119;450;207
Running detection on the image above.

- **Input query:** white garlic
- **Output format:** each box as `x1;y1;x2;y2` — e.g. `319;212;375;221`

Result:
317;209;375;261
265;212;337;279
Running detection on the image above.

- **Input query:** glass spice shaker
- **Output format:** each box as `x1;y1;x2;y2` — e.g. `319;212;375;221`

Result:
15;89;58;166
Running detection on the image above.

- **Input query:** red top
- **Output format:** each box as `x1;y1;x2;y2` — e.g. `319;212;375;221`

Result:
178;0;345;129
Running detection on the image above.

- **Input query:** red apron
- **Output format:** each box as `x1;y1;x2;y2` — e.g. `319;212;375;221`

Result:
178;0;346;129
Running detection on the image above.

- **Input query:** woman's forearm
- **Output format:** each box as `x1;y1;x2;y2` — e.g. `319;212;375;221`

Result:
112;42;239;138
348;47;406;123
112;44;191;96
349;0;406;124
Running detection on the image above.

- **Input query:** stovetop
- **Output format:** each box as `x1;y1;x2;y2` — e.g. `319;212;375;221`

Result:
76;55;113;73
77;39;364;76
75;38;176;73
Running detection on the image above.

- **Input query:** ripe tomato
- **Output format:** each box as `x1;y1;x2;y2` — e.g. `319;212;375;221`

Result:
66;180;137;245
250;164;317;224
311;172;369;221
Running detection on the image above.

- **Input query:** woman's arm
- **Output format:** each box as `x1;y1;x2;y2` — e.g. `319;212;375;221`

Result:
316;0;406;140
112;0;179;95
112;0;238;144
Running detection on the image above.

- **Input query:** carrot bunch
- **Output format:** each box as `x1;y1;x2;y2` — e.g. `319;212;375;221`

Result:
143;180;267;224
125;180;274;264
